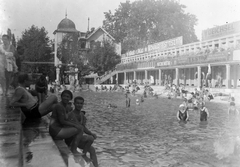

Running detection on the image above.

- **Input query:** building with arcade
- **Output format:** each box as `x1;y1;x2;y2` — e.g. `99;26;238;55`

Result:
114;20;240;89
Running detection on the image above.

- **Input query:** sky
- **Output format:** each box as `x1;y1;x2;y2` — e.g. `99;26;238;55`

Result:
0;0;240;41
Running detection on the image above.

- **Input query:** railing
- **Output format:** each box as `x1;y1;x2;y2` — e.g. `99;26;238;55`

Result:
116;46;239;71
96;70;117;84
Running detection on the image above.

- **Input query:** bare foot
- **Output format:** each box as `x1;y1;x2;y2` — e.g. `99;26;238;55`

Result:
72;150;84;156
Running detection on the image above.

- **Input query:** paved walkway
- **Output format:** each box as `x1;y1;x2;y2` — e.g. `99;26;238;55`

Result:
0;90;93;167
0;95;22;167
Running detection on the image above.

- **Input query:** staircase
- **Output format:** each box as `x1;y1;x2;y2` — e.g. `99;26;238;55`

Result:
96;71;117;84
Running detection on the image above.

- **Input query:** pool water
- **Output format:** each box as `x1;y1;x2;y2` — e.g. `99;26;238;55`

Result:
78;91;240;167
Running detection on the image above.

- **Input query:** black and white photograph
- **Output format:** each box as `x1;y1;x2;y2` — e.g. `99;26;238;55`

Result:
0;0;240;166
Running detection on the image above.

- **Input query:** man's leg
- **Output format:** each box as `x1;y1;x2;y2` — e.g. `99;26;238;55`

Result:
89;146;98;167
0;75;6;95
5;71;12;95
82;135;94;155
38;95;58;116
78;135;95;163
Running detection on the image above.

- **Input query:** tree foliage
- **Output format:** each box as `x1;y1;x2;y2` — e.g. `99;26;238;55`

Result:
17;25;53;73
102;0;198;53
56;32;91;77
87;41;121;76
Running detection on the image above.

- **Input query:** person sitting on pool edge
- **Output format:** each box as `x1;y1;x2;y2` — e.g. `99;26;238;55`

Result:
49;90;84;155
177;104;189;122
9;73;58;120
66;96;98;167
199;102;209;121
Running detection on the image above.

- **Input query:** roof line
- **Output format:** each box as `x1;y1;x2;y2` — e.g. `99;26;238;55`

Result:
87;27;115;41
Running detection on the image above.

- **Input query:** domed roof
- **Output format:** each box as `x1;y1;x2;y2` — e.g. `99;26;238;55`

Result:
54;17;79;33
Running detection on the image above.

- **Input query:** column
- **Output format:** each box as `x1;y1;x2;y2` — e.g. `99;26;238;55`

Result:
133;71;136;80
226;64;231;88
234;65;239;88
94;77;96;85
124;72;127;84
184;69;186;86
197;66;201;87
116;73;119;84
56;67;60;83
175;68;179;86
188;68;191;86
159;69;162;85
145;70;148;84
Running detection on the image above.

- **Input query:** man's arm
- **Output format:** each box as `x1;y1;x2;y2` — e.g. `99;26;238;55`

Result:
227;108;230;115
83;126;97;139
81;115;97;139
9;88;26;107
206;108;210;117
236;109;239;115
176;111;180;120
55;105;82;129
186;111;189;121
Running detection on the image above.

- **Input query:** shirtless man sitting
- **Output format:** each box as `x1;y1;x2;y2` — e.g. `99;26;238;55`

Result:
9;73;58;120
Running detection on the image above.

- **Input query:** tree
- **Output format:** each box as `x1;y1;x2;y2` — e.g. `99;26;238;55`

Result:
87;40;121;76
11;34;16;48
17;25;53;74
102;0;198;53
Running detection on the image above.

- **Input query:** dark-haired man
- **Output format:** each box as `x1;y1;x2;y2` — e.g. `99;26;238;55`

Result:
9;73;58;120
66;96;98;167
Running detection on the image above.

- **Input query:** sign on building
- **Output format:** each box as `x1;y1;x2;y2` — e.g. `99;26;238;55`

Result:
202;21;240;41
148;36;183;52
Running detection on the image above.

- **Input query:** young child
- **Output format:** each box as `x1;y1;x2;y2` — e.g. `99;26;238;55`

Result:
228;102;239;116
182;98;188;109
177;104;189;121
199;102;209;121
125;93;131;107
0;44;18;73
192;97;199;111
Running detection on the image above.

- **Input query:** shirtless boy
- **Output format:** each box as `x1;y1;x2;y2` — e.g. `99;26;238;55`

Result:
66;96;98;167
9;73;58;119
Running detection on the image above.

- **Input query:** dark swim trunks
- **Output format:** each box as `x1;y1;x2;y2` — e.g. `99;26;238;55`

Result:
21;103;41;119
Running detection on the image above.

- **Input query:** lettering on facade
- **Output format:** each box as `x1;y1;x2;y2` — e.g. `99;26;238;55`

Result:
122;36;183;57
156;61;171;67
148;36;183;52
202;21;240;41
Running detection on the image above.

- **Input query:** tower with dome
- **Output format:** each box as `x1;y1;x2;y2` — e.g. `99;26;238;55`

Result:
53;14;79;83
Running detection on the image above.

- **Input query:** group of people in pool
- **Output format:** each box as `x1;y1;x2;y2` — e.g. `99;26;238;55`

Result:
177;89;239;122
177;97;210;122
9;73;98;167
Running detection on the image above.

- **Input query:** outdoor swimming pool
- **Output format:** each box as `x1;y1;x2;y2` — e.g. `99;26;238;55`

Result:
79;91;240;167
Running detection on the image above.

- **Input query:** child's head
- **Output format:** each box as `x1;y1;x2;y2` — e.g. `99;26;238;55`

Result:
199;101;205;108
179;104;185;111
66;102;73;112
74;96;84;111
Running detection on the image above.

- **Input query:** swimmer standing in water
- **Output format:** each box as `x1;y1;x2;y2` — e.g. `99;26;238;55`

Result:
227;102;239;116
125;93;131;107
177;104;189;121
199;102;209;121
